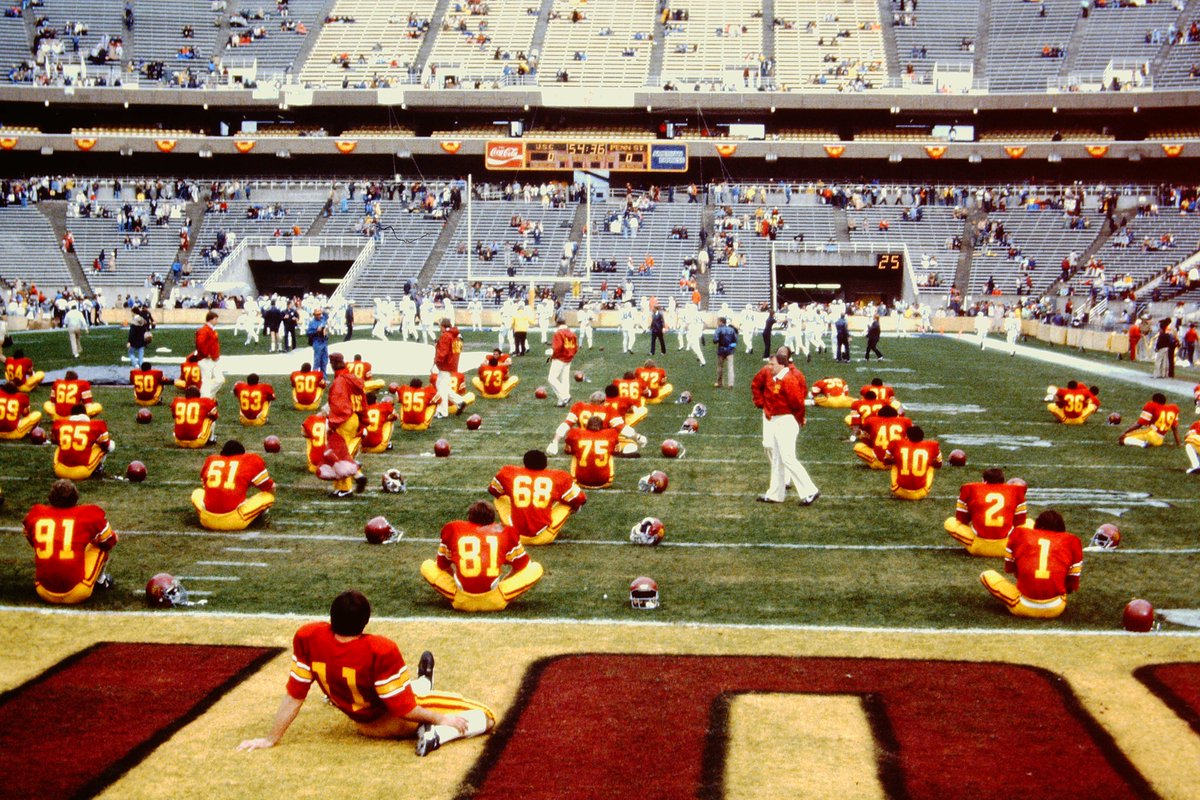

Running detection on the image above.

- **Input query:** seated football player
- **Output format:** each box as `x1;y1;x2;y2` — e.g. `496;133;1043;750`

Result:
130;361;166;406
547;390;646;457
853;405;912;470
886;425;942;501
301;413;329;473
175;354;203;392
860;377;897;404
399;378;440;431
1186;419;1200;475
1118;392;1181;448
635;360;673;403
23;479;116;604
290;362;326;411
234;373;276;427
52;405;114;480
846;390;886;431
488;449;587;545
472;355;519;398
4;349;44;392
945;468;1028;557
347;354;386;394
191;439;276;531
171;386;218;448
611;373;649;426
811;376;853;408
1047;381;1098;424
0;380;42;440
43;371;103;419
429;369;475;414
361;392;398;453
564;416;622;488
420;500;544;612
980;509;1083;619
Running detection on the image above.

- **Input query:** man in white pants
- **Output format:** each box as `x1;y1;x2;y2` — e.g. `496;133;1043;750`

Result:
683;303;707;366
619;302;638;354
195;310;225;400
1004;310;1021;355
577;302;595;349
750;352;819;505
974;311;991;350
547;317;578;407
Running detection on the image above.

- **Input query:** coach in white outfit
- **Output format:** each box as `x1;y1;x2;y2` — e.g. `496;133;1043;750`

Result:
750;350;819;505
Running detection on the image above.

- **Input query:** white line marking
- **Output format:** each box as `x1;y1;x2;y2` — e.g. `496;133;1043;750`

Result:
195;560;270;568
187;591;216;597
223;547;293;554
175;575;241;582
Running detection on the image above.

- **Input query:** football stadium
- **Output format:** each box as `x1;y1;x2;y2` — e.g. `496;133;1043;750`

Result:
2;0;1200;797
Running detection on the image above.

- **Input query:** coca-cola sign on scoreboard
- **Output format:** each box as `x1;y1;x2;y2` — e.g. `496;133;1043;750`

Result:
486;141;526;169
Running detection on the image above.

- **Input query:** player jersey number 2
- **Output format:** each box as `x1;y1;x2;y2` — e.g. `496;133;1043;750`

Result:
983;492;1008;528
512;475;553;508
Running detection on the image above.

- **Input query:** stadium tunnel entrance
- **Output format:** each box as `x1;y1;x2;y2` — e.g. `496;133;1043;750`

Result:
248;258;354;296
774;249;905;306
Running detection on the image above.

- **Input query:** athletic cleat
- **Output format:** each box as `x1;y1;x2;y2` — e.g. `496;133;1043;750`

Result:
96;573;114;590
355;473;368;493
801;491;821;506
330;489;353;498
415;724;441;757
755;495;783;503
417;650;435;689
1188;466;1200;475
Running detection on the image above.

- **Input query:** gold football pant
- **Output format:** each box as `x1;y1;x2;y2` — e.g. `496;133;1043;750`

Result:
44;401;103;419
644;384;674;404
239;406;270;427
191;488;275;531
18;372;45;393
356;688;496;739
175;419;215;449
0;410;41;439
980;570;1067;619
853;442;888;469
1123;427;1164;447
815;395;853;409
419;559;544;612
35;544;108;605
493;496;574;545
1047;402;1095;424
135;386;163;406
944;517;1008;557
401;405;437;430
362;422;395;454
890;469;934;500
472;375;520;398
292;389;323;411
53;446;107;480
624;405;648;427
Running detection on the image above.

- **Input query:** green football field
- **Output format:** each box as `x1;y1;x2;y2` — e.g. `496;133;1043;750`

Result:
0;323;1195;631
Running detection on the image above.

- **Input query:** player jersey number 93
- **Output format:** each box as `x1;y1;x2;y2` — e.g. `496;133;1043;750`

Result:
513;475;554;508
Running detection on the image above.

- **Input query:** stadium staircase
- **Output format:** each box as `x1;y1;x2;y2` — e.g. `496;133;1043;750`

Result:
972;0;992;79
831;207;852;244
305;210;330;236
527;0;557;66
875;0;901;83
953;209;984;292
415;207;462;290
36;201;94;295
286;0;338;79
1042;211;1124;299
1059;7;1091;80
647;1;668;84
412;0;452;76
761;0;776;84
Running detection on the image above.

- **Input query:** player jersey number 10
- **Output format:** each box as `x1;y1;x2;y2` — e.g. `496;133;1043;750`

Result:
897;447;930;477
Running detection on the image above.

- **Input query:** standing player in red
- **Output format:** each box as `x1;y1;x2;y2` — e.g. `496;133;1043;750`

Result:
0;380;42;440
346;354;386;393
635;359;673;404
420;500;544;611
945;468;1028;557
1119;392;1181;447
4;349;44;392
886;426;942;500
361;392;398;453
750;352;819;505
191;440;276;530
564;416;622;488
24;479;116;604
433;318;466;418
194;310;224;400
175;354;203;393
301;413;328;473
233;374;276;427
853;405;913;470
810;376;853;408
290;362;326;411
171;386;219;448
546;389;645;457
43;371;103;419
1046;381;1098;424
326;352;367;497
237;590;494;756
130;361;166;406
398;378;439;430
547;317;577;408
472;355;520;399
980;509;1083;619
52;406;114;480
488;449;587;545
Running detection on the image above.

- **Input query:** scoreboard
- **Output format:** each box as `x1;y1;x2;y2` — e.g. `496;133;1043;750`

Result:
485;140;688;172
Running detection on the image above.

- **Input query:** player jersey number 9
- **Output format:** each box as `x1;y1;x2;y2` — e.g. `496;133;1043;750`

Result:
175;401;202;425
457;534;501;578
203;458;240;489
512;475;553;508
54;383;79;404
33;518;76;560
1;398;19;422
309;419;327;446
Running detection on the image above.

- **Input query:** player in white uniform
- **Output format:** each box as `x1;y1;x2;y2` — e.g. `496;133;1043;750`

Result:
1003;309;1021;354
419;297;439;343
498;298;516;351
684;302;707;366
974;311;991;350
536;297;555;343
468;297;484;331
620;302;638;354
577;302;596;349
442;297;457;329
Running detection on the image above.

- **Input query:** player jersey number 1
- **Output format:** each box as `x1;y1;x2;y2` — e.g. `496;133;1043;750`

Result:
311;661;367;713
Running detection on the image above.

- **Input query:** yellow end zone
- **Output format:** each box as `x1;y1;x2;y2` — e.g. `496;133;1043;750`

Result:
1;609;1197;800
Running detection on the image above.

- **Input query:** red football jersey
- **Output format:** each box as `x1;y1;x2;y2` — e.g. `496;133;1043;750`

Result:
178;362;202;390
1005;527;1083;600
812;377;849;398
1054;387;1093;419
488;465;585;538
130;369;166;403
860;383;895;402
551;328;578;363
5;357;33;385
361;402;396;449
302;414;328;468
613;377;646;407
849;398;886;426
48;379;94;417
234;383;275;421
887;438;942;491
476;364;509;395
52;419;109;466
566;400;621;430
399;384;438;425
346;360;374;383
23;503;116;594
565;426;620;487
956;482;1028;541
290;370;326;406
285;622;416;724
0;389;31;432
635;366;668;399
603;394;638;421
437;519;527;595
199;452;272;514
1188;420;1200;439
171;396;218;441
861;415;913;461
1138;401;1180;433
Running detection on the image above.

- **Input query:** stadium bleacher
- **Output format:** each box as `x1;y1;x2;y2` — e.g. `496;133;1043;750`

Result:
297;0;436;88
772;0;887;91
0;206;80;291
537;0;655;87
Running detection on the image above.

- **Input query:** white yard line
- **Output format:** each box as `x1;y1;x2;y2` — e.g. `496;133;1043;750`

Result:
223;547;293;554
175;575;241;582
195;560;269;568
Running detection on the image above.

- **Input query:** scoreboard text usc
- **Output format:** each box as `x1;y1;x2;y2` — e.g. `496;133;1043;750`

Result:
485;141;688;172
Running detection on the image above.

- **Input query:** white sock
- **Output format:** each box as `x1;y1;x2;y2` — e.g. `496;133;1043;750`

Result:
431;709;488;744
412;675;431;697
1188;443;1200;469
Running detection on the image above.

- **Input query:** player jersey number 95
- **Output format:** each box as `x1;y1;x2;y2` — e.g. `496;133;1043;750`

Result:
512;475;553;508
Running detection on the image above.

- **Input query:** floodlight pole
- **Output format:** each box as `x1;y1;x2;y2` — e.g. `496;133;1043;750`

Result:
466;173;473;284
585;182;592;280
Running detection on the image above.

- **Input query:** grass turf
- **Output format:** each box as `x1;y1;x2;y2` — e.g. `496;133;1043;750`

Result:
0;323;1195;630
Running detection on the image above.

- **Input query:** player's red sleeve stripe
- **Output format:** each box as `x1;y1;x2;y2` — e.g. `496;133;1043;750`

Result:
250;469;271;486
